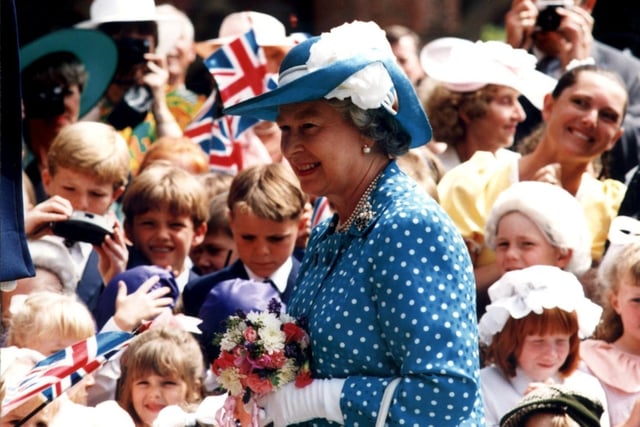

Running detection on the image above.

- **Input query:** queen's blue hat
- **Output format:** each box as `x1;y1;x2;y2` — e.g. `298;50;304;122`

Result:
224;21;432;148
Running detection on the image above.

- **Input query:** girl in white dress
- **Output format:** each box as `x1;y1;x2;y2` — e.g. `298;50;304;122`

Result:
477;265;607;426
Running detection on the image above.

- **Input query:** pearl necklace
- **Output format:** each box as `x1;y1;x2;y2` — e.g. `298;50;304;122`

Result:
336;174;381;233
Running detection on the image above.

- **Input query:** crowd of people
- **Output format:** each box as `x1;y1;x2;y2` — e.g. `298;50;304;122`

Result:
2;0;640;426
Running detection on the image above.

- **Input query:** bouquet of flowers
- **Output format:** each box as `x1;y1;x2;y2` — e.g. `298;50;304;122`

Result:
212;299;312;427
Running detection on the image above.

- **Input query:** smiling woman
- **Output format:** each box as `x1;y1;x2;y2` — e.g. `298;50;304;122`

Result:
224;20;484;426
438;64;629;297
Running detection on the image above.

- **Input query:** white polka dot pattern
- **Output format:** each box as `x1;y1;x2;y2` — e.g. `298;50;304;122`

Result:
288;162;485;426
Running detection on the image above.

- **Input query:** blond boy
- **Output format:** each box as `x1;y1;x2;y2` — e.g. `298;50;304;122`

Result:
182;162;307;317
121;162;208;290
24;121;130;313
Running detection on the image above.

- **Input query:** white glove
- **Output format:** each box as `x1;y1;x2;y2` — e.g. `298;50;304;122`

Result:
259;379;345;427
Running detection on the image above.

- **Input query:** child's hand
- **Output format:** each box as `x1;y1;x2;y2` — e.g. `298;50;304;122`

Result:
531;163;562;186
113;275;174;332
96;219;129;285
24;195;73;239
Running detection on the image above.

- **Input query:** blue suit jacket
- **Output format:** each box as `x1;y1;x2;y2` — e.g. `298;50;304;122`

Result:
182;257;300;317
75;250;103;317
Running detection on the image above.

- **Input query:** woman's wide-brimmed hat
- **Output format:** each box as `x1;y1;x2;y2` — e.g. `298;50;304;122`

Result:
224;20;432;148
500;385;603;427
195;11;295;59
20;28;118;117
420;37;556;110
76;0;166;28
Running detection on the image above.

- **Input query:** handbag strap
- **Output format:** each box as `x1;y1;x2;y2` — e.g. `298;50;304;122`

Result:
375;378;401;427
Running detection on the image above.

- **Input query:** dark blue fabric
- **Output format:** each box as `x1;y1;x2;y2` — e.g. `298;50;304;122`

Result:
182;257;300;317
198;278;283;364
75;250;103;315
182;259;249;317
93;265;180;331
0;0;34;281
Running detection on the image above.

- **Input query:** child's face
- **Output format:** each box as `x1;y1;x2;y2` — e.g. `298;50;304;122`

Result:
127;210;206;274
494;212;570;274
1;397;54;427
43;166;123;215
131;373;188;427
610;273;640;345
229;210;300;279
517;333;571;382
27;335;84;359
189;231;237;275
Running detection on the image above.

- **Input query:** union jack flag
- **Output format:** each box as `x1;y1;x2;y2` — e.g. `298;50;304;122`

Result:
1;331;133;415
185;29;274;174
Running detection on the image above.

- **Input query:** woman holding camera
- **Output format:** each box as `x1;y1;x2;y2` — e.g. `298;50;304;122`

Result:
504;0;640;182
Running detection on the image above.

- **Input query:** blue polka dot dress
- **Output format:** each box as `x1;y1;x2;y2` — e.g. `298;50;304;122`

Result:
288;161;485;426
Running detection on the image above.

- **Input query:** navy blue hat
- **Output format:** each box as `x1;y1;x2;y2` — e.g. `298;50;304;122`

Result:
198;278;282;364
500;385;604;427
94;265;180;330
224;21;432;148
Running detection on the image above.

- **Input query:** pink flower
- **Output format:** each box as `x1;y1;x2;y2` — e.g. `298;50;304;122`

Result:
269;351;286;369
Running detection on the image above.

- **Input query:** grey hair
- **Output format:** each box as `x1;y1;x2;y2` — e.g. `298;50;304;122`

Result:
326;98;412;157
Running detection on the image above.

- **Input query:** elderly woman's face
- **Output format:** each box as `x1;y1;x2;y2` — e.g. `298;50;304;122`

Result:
277;100;366;197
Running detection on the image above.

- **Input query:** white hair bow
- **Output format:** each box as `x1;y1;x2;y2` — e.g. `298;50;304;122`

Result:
608;216;640;246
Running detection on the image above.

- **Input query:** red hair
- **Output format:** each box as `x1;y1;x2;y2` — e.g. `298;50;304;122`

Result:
485;308;580;378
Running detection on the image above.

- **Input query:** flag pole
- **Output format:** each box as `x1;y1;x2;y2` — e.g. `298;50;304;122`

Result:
15;400;48;427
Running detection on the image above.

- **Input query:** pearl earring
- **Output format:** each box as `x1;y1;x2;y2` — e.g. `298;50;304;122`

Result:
362;145;371;154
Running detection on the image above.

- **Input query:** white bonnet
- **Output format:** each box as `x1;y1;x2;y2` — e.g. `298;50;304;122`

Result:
478;265;603;345
484;181;592;276
27;237;79;293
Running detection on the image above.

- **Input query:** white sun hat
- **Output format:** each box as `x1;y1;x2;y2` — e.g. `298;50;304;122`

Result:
419;37;557;110
195;11;294;58
76;0;166;28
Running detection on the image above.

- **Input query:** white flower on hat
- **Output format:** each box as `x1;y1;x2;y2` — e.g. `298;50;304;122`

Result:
479;40;538;74
478;265;603;345
307;21;395;111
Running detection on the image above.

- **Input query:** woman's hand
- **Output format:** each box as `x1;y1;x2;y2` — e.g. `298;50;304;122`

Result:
556;5;595;70
505;0;538;49
530;163;562;186
143;52;182;137
258;379;345;427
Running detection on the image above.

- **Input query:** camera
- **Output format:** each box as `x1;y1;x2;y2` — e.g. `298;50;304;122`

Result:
115;37;151;71
535;0;572;32
51;211;114;245
23;84;68;119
